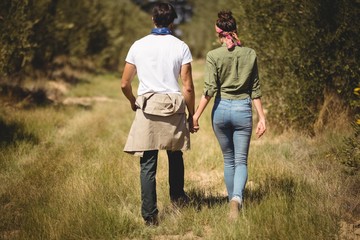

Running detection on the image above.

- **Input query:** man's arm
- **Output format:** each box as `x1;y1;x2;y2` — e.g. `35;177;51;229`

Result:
180;63;196;133
180;63;195;116
121;63;137;111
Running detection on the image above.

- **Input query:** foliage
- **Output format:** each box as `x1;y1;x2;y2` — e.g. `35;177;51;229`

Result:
0;0;34;77
1;0;359;133
0;0;150;79
181;0;360;134
336;122;360;175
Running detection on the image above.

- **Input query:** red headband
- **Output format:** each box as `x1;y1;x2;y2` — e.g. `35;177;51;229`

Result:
215;25;241;49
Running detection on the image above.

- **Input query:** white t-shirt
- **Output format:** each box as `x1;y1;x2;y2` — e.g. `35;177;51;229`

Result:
125;34;193;95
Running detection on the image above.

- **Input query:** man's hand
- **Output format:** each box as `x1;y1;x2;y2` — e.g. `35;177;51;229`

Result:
130;101;137;112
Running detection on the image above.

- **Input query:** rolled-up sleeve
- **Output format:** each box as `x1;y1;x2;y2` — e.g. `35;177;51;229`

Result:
250;58;262;99
203;53;218;97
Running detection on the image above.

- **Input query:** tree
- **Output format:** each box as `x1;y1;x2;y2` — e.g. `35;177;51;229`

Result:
0;0;151;80
180;0;360;134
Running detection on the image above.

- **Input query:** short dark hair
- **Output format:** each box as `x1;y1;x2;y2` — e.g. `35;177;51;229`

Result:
152;2;178;28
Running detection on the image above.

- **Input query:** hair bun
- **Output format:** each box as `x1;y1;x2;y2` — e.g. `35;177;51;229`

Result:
218;10;233;20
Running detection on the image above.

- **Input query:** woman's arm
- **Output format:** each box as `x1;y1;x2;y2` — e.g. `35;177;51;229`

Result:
253;98;266;138
192;95;212;131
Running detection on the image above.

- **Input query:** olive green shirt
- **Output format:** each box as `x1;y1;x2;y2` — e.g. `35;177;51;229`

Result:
203;43;262;100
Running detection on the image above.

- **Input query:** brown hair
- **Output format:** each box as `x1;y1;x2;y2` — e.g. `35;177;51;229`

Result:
216;10;237;32
152;2;178;28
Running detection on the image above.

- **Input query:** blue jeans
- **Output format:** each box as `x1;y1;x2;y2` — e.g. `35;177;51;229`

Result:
212;98;252;201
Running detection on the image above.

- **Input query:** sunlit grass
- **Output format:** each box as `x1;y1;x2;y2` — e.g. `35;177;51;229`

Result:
0;61;355;239
65;73;122;98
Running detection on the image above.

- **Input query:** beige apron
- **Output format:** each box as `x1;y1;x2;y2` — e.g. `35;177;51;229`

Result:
124;93;190;156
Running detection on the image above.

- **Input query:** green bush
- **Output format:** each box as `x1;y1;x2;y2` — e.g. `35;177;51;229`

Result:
0;0;150;78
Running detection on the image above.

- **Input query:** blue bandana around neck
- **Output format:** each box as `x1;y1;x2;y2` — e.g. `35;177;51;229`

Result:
151;27;172;35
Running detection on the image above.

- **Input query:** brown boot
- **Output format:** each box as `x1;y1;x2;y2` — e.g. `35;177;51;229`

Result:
229;200;239;220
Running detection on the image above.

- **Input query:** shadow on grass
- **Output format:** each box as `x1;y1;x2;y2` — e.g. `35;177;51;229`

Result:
186;174;298;211
185;189;228;211
0;117;39;147
245;174;298;206
0;84;52;107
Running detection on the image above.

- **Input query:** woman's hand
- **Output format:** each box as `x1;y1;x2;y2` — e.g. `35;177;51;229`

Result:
255;118;266;138
253;98;266;138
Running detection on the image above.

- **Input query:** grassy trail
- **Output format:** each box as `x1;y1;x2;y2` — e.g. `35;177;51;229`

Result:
0;61;357;239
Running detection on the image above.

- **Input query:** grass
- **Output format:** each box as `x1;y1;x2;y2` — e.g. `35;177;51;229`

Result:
0;60;358;239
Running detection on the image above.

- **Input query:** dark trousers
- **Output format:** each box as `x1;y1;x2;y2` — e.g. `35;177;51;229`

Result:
140;150;185;220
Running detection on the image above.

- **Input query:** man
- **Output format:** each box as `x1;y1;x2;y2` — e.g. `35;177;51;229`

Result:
120;2;195;226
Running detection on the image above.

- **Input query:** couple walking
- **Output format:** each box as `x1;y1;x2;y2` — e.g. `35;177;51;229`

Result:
121;2;266;226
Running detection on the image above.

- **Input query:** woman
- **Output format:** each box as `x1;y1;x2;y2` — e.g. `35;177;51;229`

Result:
193;10;266;220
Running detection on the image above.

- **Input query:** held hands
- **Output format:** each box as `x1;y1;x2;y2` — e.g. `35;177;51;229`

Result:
188;115;200;133
193;116;200;133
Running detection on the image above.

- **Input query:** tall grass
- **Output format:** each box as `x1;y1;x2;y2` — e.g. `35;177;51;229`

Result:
0;61;356;239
